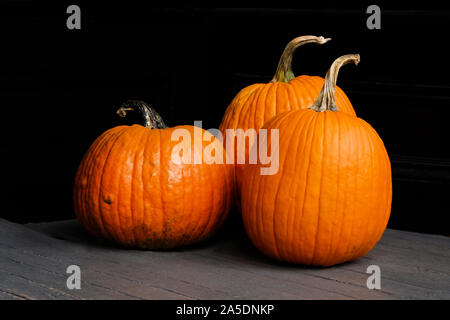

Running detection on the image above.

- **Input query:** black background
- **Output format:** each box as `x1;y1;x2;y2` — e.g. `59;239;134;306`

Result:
1;2;449;236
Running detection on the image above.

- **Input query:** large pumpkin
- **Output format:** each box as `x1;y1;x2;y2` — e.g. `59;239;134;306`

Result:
241;55;392;266
74;100;234;249
220;35;356;199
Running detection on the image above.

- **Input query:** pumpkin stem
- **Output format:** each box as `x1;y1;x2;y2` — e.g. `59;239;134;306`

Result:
311;54;360;112
117;100;167;129
271;35;331;83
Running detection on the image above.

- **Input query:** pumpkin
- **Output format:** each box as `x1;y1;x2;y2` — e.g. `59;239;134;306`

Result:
220;35;357;200
241;55;392;266
73;100;234;249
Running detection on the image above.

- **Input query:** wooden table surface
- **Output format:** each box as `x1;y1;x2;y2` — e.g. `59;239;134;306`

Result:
0;217;449;300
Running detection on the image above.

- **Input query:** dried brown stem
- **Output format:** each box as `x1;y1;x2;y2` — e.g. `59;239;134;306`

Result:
117;100;167;129
311;54;360;112
271;35;331;83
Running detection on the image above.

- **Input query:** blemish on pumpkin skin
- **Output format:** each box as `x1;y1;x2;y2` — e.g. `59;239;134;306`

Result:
129;223;194;250
103;194;113;204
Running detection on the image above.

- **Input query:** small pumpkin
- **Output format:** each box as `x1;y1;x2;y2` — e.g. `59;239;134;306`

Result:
74;100;234;249
241;55;392;266
220;35;356;199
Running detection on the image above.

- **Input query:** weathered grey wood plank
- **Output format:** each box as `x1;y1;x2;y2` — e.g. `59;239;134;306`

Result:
0;218;448;300
24;221;363;299
0;286;27;300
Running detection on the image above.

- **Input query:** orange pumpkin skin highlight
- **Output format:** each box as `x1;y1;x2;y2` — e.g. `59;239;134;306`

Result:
219;36;356;198
74;103;234;249
241;55;392;266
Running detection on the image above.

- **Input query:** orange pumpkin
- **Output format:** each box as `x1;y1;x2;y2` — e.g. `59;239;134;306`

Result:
220;35;356;199
74;100;234;249
241;55;392;266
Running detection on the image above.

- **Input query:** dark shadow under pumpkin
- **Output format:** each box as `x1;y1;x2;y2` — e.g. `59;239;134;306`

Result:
25;207;358;270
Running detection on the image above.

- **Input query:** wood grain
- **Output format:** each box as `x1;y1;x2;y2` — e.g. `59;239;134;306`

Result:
0;218;448;300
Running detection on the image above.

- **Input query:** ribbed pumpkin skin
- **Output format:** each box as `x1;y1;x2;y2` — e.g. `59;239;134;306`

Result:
241;109;392;266
74;124;234;249
219;75;356;195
